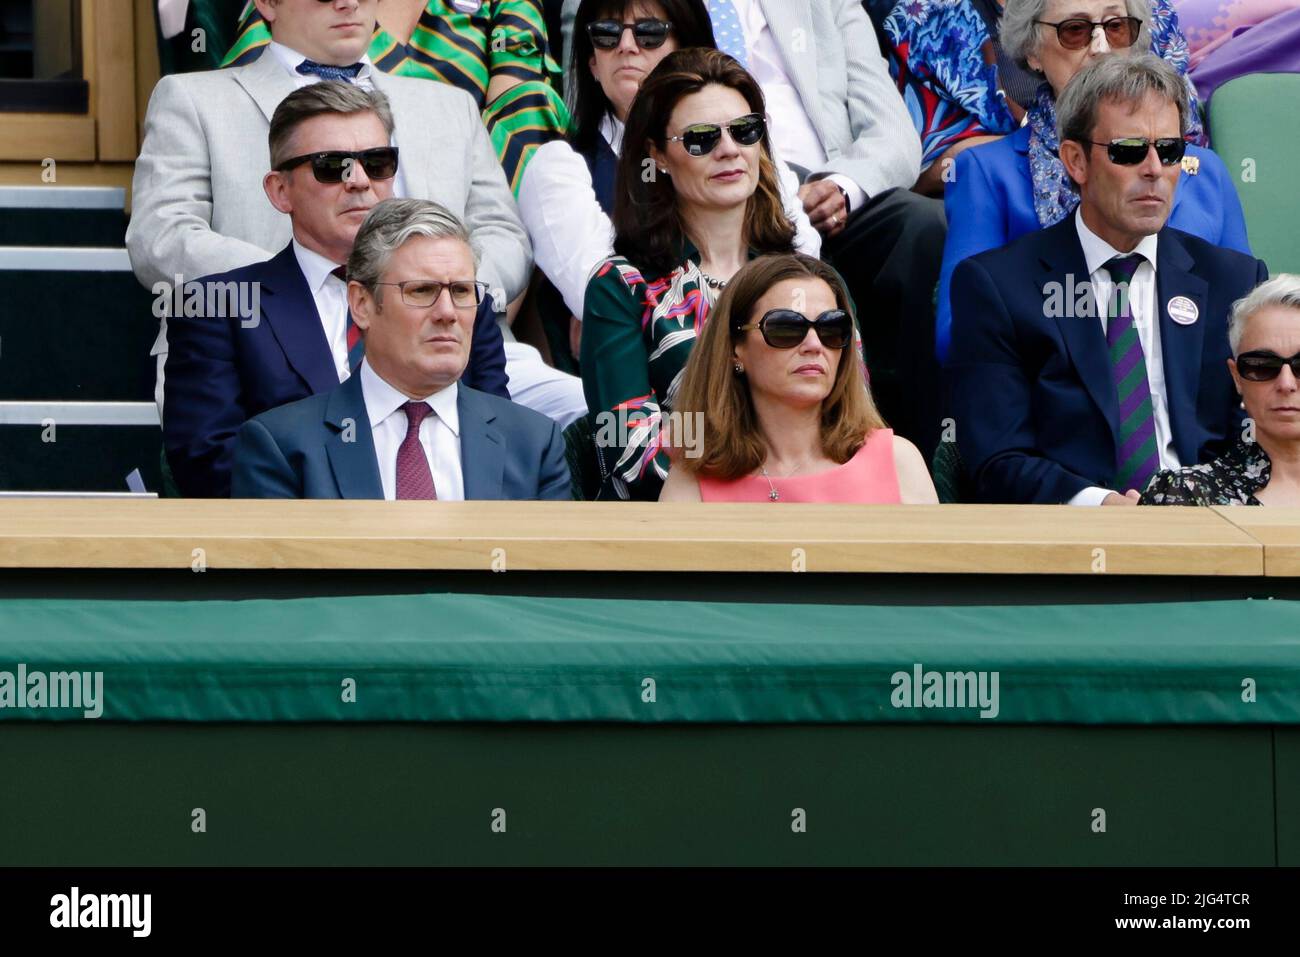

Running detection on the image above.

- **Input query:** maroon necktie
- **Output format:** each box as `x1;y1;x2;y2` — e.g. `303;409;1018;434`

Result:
395;400;437;500
330;266;363;354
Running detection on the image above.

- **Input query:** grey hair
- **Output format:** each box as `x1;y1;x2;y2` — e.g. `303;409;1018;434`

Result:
1228;274;1300;356
1057;53;1190;150
347;198;477;290
1001;0;1152;72
268;81;395;168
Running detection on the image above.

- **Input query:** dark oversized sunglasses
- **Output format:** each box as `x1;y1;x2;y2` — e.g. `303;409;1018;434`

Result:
274;147;399;183
586;18;673;49
1086;137;1186;166
735;308;853;350
667;113;765;157
1236;350;1300;382
1034;16;1141;49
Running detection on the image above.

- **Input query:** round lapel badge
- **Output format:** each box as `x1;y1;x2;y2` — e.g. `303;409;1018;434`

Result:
451;0;483;13
1167;295;1199;326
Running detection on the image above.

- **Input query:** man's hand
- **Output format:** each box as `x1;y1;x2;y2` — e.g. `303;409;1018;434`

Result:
799;179;848;238
1101;490;1141;506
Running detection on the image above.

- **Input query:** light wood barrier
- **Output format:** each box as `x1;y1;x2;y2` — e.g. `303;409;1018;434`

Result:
1215;507;1300;577
0;500;1275;575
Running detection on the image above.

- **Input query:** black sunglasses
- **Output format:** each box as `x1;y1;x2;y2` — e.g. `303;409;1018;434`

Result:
274;147;400;183
736;308;853;350
1085;137;1186;166
667;113;766;157
586;18;673;49
1236;350;1300;382
1034;16;1142;49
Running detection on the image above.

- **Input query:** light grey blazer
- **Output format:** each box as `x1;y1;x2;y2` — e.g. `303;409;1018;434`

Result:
126;51;531;301
756;0;920;199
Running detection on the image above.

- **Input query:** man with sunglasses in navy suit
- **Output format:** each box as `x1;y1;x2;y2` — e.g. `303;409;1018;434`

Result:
163;82;509;498
948;55;1269;505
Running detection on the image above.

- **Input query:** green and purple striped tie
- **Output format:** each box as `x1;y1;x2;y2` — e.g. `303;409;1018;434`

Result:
1104;254;1158;492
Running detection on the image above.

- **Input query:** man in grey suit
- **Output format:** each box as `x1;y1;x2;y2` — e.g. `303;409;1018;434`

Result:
127;0;559;422
232;199;571;501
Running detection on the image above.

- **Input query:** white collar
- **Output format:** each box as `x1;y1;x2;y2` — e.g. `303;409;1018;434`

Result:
1075;207;1160;278
291;238;345;295
600;114;625;155
358;358;460;436
268;40;374;82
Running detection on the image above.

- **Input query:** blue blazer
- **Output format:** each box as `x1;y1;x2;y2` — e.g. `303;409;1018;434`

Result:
163;243;510;498
948;217;1268;504
937;126;1253;362
230;370;571;500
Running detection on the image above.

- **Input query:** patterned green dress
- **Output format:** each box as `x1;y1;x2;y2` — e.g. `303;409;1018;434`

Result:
220;0;568;193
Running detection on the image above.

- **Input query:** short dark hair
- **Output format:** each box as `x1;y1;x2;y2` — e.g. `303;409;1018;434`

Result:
611;48;796;277
566;0;716;158
268;81;394;168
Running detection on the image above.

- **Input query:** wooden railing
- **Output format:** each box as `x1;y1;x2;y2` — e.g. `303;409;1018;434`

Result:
0;500;1293;575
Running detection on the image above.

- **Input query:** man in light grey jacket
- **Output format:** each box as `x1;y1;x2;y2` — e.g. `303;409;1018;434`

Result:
129;0;586;425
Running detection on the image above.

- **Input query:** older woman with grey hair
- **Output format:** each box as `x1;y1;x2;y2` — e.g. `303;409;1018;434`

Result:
931;0;1250;363
1141;276;1300;506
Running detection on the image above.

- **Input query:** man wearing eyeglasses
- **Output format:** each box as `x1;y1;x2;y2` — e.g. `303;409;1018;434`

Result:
163;82;510;498
231;198;572;501
948;54;1269;506
128;0;531;424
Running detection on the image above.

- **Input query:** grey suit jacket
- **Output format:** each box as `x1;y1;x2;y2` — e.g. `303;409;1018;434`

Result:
757;0;920;199
126;51;531;304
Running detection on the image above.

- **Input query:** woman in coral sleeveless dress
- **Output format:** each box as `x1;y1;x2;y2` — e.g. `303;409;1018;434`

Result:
659;254;937;504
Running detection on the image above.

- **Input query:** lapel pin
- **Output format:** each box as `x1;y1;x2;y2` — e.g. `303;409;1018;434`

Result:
1180;155;1200;175
451;0;483;12
1167;295;1199;325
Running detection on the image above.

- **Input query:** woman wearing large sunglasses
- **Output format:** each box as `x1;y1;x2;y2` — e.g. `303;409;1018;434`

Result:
1141;276;1300;507
660;254;937;504
580;49;836;501
932;0;1250;364
517;0;818;360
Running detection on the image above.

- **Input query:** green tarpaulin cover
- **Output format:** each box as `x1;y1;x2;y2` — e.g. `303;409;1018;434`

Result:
0;595;1297;723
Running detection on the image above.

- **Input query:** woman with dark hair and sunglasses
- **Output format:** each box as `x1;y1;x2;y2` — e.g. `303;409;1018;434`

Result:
660;254;937;503
1141;276;1300;507
933;0;1250;364
517;0;818;335
580;48;841;501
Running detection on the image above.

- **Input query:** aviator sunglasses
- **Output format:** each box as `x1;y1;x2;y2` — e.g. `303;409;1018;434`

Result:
1034;16;1142;49
1085;137;1187;166
735;308;853;350
667;113;766;156
274;147;400;183
586;18;673;49
1236;350;1300;382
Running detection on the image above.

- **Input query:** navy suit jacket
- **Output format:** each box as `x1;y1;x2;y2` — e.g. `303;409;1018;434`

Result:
948;217;1268;504
163;242;510;498
229;370;571;500
936;126;1252;362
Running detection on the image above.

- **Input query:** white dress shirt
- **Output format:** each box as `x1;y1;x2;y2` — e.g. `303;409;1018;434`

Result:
358;359;465;501
1068;209;1179;506
291;239;351;383
729;0;866;212
518;113;822;320
267;41;409;199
